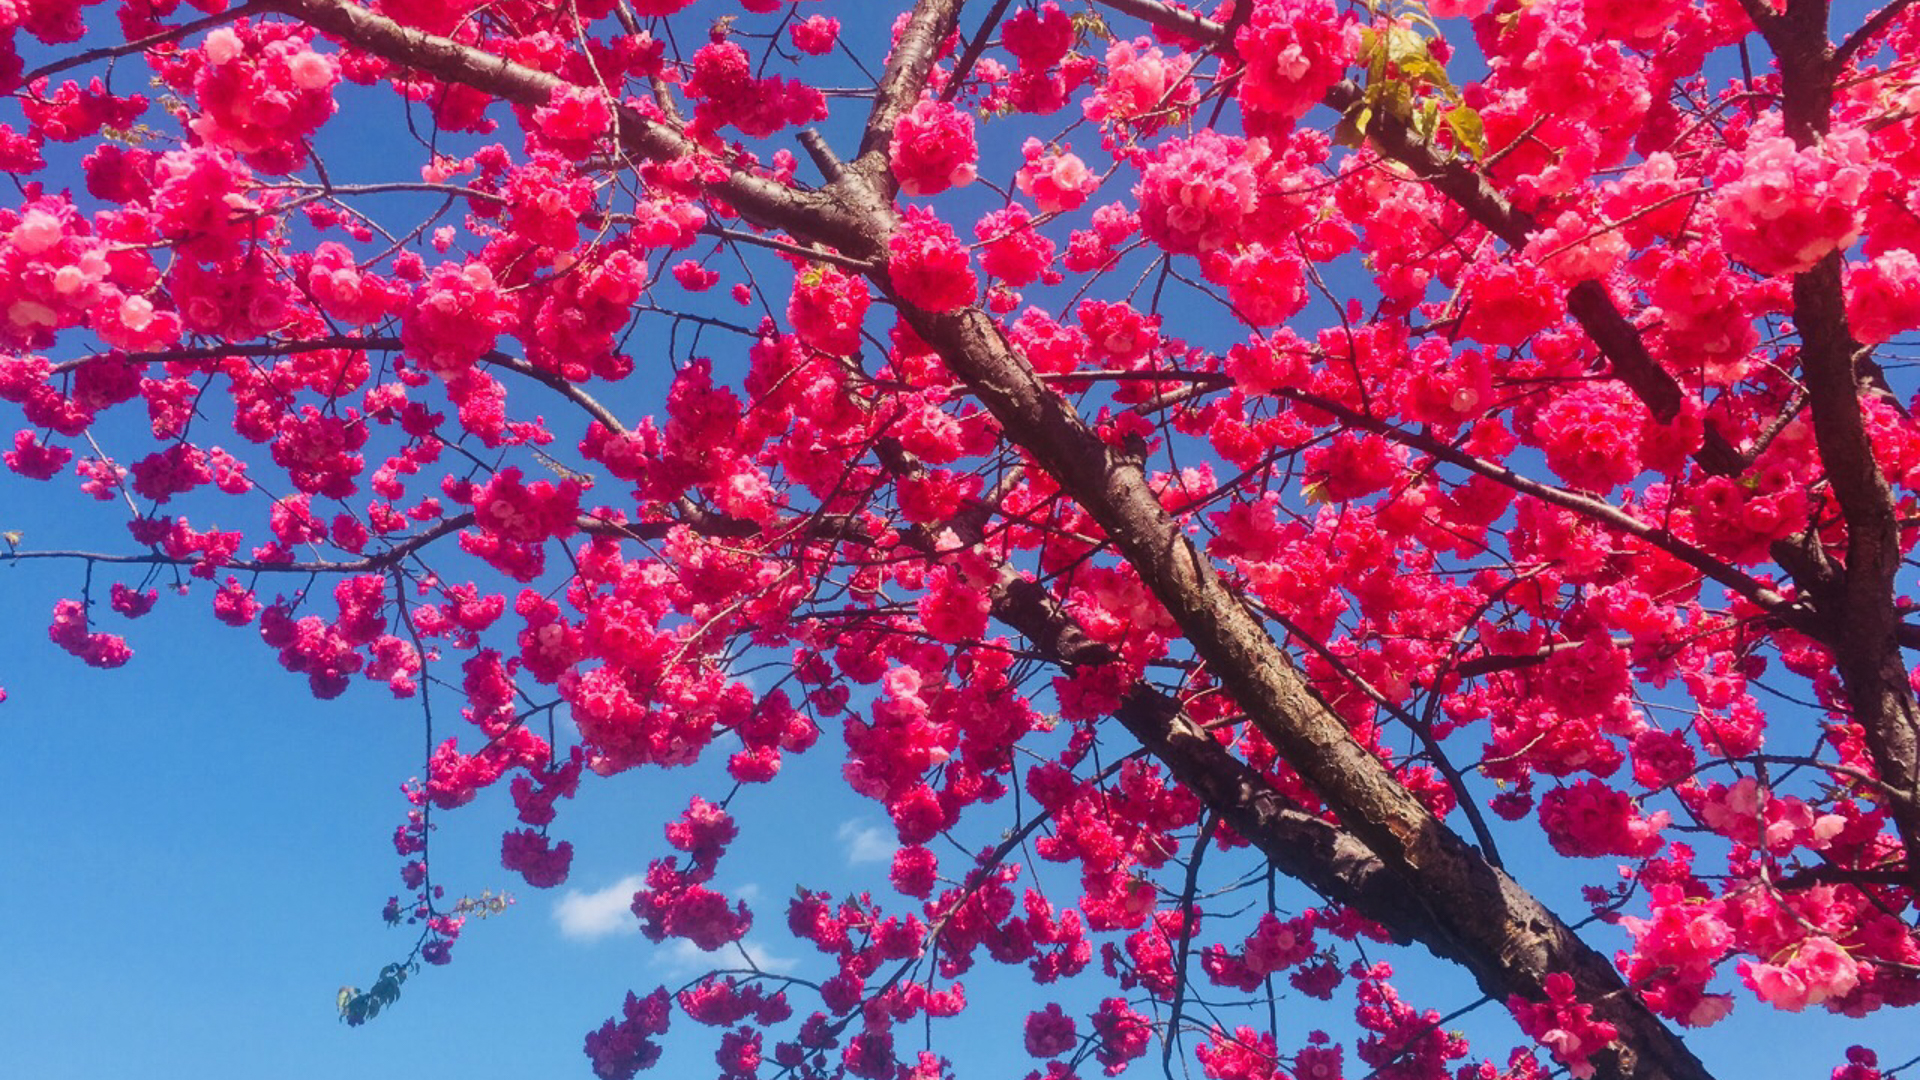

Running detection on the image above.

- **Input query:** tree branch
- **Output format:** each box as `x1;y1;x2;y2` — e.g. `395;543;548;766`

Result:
1833;0;1918;69
21;1;271;85
1094;0;1744;475
1770;0;1920;887
1;512;476;574
853;0;970;176
894;301;1713;1080
246;3;1727;1075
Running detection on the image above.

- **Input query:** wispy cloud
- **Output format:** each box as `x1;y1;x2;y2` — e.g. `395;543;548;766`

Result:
652;938;800;977
553;875;643;942
556;876;800;976
837;819;898;866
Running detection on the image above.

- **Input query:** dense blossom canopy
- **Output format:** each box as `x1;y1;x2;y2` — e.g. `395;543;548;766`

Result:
4;0;1920;1078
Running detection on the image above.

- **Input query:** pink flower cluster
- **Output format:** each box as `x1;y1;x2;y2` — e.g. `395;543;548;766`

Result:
1083;38;1195;138
585;988;672;1080
4;428;68;478
1023;1002;1077;1058
47;598;132;668
887;207;976;313
890;99;977;196
1713;133;1870;275
975;205;1060;288
1000;1;1075;113
1014;138;1099;214
1136;131;1266;256
500;827;573;887
2;197;176;353
1090;996;1153;1074
1845;249;1920;344
684;40;827;139
1508;973;1619;1079
1233;0;1358;135
789;15;840;56
1740;936;1861;1012
1538;778;1669;857
788;264;871;356
1533;382;1648;493
401;261;516;375
1194;1025;1283;1080
189;24;339;173
305;241;404;326
630;799;753;951
472;467;583;544
1616;885;1735;1026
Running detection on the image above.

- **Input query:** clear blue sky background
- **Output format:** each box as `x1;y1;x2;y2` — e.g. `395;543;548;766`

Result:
2;1;1917;1077
5;548;1915;1078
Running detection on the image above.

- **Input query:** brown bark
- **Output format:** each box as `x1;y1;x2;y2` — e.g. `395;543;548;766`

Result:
1743;0;1920;893
255;1;1727;1076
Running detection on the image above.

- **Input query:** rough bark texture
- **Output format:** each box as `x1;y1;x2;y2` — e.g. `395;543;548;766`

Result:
252;1;1920;1077
1746;0;1920;892
897;302;1712;1080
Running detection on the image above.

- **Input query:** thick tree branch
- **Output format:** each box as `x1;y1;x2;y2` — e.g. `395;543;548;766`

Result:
1833;0;1918;69
853;0;968;174
242;3;1731;1075
894;302;1712;1080
1754;0;1920;893
1096;0;1744;476
21;1;270;84
263;0;874;251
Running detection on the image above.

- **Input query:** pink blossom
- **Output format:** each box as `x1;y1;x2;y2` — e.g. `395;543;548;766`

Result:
1083;38;1195;135
887;207;977;313
1714;132;1870;275
501;828;574;887
1002;3;1073;70
975;205;1058;287
890;98;977;196
1535;382;1647;493
1736;927;1862;1013
1024;1003;1078;1058
788;264;871;355
1845;249;1920;344
1539;779;1669;857
789;15;840;55
1234;0;1359;131
1135;131;1265;256
1015;139;1099;213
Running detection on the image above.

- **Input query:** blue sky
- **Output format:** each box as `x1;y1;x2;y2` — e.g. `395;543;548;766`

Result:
6;496;1917;1076
4;1;1920;1078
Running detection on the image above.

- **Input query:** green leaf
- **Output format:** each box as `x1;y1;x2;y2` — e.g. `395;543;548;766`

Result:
1444;106;1487;159
1401;5;1444;36
1376;79;1415;121
1070;11;1113;43
1384;25;1429;66
1416;98;1442;142
1397;55;1455;92
1333;104;1374;148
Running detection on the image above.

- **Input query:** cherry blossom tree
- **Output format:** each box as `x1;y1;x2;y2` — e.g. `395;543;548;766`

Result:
4;0;1920;1077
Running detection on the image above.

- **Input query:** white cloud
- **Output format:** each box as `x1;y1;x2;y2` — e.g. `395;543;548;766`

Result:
837;819;897;866
556;877;799;976
653;937;800;977
553;875;644;942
